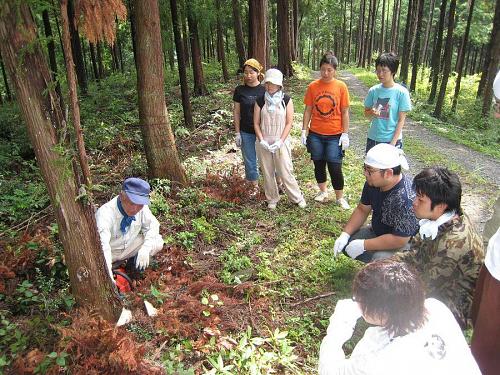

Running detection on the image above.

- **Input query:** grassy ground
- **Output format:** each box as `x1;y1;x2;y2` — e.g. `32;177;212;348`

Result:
0;60;490;373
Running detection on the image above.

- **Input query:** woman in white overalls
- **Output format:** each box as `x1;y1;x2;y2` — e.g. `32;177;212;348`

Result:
253;68;306;210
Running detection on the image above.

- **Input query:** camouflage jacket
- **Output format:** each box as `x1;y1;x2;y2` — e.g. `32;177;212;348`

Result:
392;213;484;328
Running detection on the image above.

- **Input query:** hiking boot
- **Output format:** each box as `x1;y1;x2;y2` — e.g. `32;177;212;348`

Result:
336;197;351;210
297;200;307;208
314;191;329;202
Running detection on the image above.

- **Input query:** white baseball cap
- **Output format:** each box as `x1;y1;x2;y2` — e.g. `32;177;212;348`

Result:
493;70;500;100
365;143;409;170
263;68;283;87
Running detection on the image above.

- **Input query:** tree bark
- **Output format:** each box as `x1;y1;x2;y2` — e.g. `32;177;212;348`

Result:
216;0;229;81
133;0;188;183
42;9;63;107
126;0;138;70
180;6;190;69
187;10;208;95
428;0;447;103
96;41;105;78
232;0;247;68
480;0;500;115
89;42;99;80
390;0;400;52
380;0;386;53
0;0;121;322
421;0;436;68
277;0;293;77
346;0;353;64
409;0;424;92
248;0;268;69
67;0;88;95
0;50;12;100
433;0;457;118
399;0;415;84
451;0;475;112
169;0;193;128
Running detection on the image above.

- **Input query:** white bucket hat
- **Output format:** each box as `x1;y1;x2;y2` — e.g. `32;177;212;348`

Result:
365;143;409;170
264;68;283;87
494;70;500;99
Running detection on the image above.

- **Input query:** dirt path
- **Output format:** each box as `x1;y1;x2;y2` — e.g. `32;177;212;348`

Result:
336;71;500;234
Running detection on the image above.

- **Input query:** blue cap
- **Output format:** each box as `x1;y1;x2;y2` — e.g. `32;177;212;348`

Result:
122;177;150;205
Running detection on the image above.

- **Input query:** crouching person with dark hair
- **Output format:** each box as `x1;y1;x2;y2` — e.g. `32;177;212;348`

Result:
392;167;484;328
318;260;481;375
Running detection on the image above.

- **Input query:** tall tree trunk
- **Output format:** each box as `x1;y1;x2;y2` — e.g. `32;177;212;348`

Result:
232;0;247;68
127;0;138;70
292;0;299;60
181;7;190;69
42;9;63;107
170;0;193;128
380;0;386;53
451;0;475;112
134;0;188;183
433;0;457;118
409;0;424;92
96;41;105;78
0;49;12;100
480;0;500;115
277;0;293;76
0;0;121;322
399;0;415;84
421;0;436;68
428;0;447;103
216;0;229;81
357;0;366;67
187;10;208;95
89;42;99;80
248;0;268;69
67;0;88;95
390;0;400;52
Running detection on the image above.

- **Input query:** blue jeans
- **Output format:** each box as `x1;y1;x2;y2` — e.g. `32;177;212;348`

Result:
240;131;259;181
306;132;344;163
365;138;403;153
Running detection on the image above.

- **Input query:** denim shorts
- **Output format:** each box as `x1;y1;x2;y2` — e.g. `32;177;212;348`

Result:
306;131;344;163
365;138;403;153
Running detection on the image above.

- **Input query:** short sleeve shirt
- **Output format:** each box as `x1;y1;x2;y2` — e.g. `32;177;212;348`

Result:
303;79;350;135
233;84;266;134
364;83;411;142
361;174;419;237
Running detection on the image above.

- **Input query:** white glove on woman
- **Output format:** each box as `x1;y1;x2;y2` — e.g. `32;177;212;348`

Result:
345;239;365;259
301;130;308;146
333;232;350;256
269;139;283;153
260;139;271;152
339;133;350;151
135;247;151;271
235;132;242;147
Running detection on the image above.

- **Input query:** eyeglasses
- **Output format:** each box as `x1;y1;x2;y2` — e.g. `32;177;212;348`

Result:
375;68;392;75
363;165;385;176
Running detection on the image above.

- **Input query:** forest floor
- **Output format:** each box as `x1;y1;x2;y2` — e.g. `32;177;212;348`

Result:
2;68;499;374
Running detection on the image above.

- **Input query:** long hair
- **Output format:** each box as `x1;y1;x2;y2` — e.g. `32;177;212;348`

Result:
353;260;427;337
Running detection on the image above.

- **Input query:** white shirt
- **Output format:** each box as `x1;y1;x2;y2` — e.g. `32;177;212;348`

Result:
485;227;500;281
318;298;481;375
95;196;160;277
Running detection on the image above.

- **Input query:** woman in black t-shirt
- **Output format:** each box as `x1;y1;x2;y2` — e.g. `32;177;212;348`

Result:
233;58;265;188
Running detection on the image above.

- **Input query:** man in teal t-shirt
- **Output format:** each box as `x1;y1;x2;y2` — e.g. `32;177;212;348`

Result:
364;53;411;153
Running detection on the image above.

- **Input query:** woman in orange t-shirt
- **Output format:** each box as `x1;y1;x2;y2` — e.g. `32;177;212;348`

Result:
302;52;351;209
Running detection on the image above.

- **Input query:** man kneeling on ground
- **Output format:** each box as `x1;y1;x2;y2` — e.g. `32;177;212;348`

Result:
96;177;164;281
333;143;419;262
392;167;484;328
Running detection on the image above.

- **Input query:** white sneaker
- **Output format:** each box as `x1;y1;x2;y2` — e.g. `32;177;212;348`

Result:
297;200;307;208
268;202;277;210
314;191;329;202
336;198;350;210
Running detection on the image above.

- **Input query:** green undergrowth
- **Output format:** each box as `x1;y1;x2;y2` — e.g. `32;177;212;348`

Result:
348;66;500;159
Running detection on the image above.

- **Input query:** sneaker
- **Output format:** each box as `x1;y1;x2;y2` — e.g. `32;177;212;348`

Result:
336;197;351;210
268;202;277;210
314;191;329;202
297;200;307;208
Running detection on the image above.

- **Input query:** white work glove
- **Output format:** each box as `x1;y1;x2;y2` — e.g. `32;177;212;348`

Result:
333;232;350;256
235;132;242;147
135;247;151;271
327;299;363;344
345;239;365;259
339;133;349;151
301;130;308;146
269;139;283;153
260;139;271;152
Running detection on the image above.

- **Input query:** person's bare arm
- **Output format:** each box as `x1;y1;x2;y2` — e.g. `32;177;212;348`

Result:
279;99;295;141
303;105;313;131
390;111;407;145
344;203;371;235
341;107;350;133
253;104;264;141
364;234;410;251
233;102;241;132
